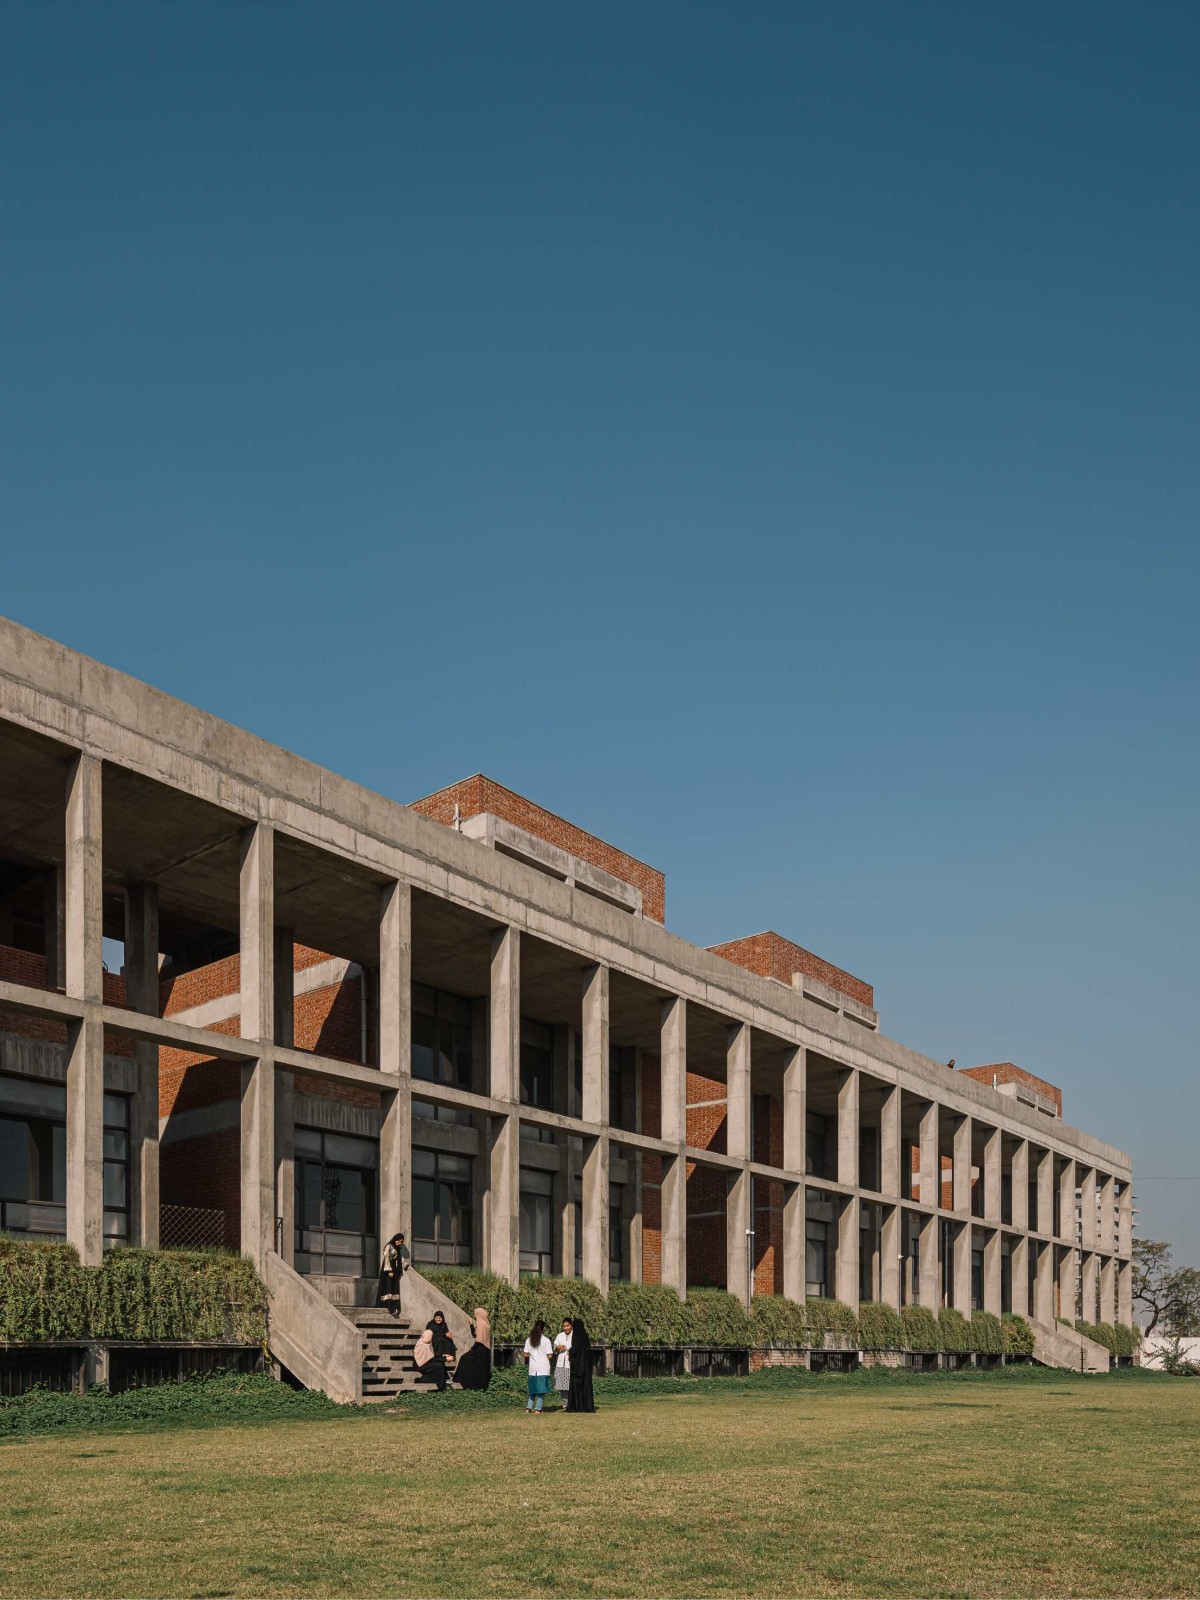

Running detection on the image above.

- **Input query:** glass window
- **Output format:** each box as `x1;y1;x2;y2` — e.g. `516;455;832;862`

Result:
0;1076;128;1246
293;1126;379;1278
411;1150;473;1267
412;986;473;1089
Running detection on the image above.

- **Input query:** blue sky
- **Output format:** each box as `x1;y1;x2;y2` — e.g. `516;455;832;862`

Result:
2;2;1197;1263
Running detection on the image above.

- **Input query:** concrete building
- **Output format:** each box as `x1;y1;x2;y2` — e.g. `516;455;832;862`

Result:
0;617;1134;1395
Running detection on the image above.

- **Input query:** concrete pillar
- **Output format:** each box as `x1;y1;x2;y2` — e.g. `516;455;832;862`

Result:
952;1221;972;1314
1099;1173;1116;1255
1080;1251;1098;1324
983;1126;1001;1222
1010;1235;1030;1317
1011;1139;1030;1233
65;753;105;1266
1058;1158;1076;1243
727;1167;751;1305
43;866;66;990
919;1102;939;1210
1079;1167;1097;1253
239;823;276;1268
379;882;412;1246
581;960;611;1291
124;881;160;1250
836;1194;860;1309
486;927;520;1285
1118;1180;1132;1259
880;1086;901;1199
1034;1239;1055;1323
1117;1258;1133;1325
1057;1243;1076;1322
918;1212;939;1309
880;1203;901;1309
272;926;296;1267
781;1047;806;1302
1036;1148;1053;1238
837;1070;859;1188
983;1229;1001;1315
659;998;687;1297
725;1022;752;1304
1098;1255;1116;1323
952;1117;972;1214
552;1026;577;1276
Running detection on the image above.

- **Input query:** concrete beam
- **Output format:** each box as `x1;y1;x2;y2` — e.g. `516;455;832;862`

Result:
65;753;104;1265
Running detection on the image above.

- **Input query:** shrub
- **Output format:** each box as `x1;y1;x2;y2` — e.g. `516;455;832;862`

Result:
938;1308;972;1353
684;1289;751;1348
604;1282;691;1347
513;1276;608;1343
0;1240;266;1345
420;1268;518;1340
858;1302;904;1350
1002;1313;1035;1356
970;1311;1004;1354
803;1298;860;1350
1110;1322;1138;1359
750;1294;807;1347
901;1304;941;1353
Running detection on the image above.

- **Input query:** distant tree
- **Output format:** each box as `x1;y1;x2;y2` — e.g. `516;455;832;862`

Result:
1166;1266;1200;1338
1134;1240;1176;1334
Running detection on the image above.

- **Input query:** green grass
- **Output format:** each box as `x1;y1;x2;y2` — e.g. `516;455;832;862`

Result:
1;1366;1198;1597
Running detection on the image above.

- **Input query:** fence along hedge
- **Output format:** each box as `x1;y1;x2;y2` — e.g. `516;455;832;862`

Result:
424;1271;1037;1354
0;1240;268;1345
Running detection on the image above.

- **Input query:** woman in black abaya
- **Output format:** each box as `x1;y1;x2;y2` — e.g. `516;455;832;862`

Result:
567;1316;595;1413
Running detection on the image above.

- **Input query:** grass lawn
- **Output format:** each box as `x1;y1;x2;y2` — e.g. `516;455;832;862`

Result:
1;1368;1197;1598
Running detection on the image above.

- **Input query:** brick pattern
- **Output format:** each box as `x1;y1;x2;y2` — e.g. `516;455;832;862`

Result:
0;943;132;1054
960;1061;1063;1116
160;1127;240;1250
707;931;873;1010
410;774;666;923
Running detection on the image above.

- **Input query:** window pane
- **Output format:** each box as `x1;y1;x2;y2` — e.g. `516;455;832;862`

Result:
0;1076;66;1119
413;1178;437;1242
438;1153;470;1180
103;1161;126;1208
102;1094;129;1129
412;1013;435;1080
300;1162;323;1229
412;1147;436;1178
0;1120;29;1200
323;1133;377;1170
103;1130;127;1161
294;1126;322;1155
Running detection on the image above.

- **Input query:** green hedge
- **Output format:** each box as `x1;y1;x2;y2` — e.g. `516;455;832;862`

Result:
858;1302;904;1350
0;1240;267;1345
971;1311;1004;1355
938;1308;972;1353
684;1289;752;1347
604;1282;692;1346
803;1298;860;1350
901;1304;941;1353
1002;1313;1035;1356
750;1294;808;1346
1076;1319;1138;1359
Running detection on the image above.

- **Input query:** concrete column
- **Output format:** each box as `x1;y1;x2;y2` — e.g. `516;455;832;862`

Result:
486;926;520;1285
1080;1166;1097;1253
919;1102;939;1209
952;1222;972;1314
1010;1235;1030;1317
837;1070;859;1188
1118;1180;1133;1259
124;881;160;1250
1117;1258;1133;1325
726;1023;751;1161
983;1126;1002;1222
727;1167;751;1305
272;926;296;1267
239;823;276;1268
43;866;66;990
918;1212;939;1309
552;1026;576;1275
836;1194;860;1309
880;1203;901;1309
1011;1139;1030;1234
983;1229;1001;1315
880;1086;901;1199
379;882;412;1246
1080;1251;1098;1324
781;1047;806;1302
1036;1148;1053;1238
1099;1173;1116;1255
659;998;687;1297
581;965;610;1290
952;1117;972;1214
1058;1158;1076;1243
65;753;105;1266
1034;1240;1055;1323
1057;1243;1076;1322
1098;1255;1116;1323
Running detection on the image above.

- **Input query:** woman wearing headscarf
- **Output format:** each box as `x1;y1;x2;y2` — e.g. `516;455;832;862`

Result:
425;1311;457;1363
553;1318;574;1408
567;1316;595;1413
412;1326;449;1392
376;1232;408;1315
453;1307;493;1392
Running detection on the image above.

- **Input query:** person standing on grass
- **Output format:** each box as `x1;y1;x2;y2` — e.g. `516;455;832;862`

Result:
376;1232;409;1314
522;1319;555;1415
567;1316;595;1413
553;1318;574;1409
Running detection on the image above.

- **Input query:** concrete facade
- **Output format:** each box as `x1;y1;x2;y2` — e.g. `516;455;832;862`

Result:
0;617;1134;1349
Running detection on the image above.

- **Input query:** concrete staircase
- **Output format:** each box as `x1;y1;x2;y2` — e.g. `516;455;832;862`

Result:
348;1308;458;1402
1029;1317;1111;1373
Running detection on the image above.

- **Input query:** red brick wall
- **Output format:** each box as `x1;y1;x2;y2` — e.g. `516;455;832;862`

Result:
410;775;666;923
959;1062;1063;1116
160;1127;240;1250
707;931;873;1010
0;943;132;1054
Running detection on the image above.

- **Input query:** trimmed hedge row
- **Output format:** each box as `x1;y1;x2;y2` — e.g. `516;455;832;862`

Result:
1076;1319;1140;1358
422;1269;1036;1355
0;1239;268;1346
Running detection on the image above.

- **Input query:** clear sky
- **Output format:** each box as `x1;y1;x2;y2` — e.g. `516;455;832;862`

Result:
2;2;1196;1263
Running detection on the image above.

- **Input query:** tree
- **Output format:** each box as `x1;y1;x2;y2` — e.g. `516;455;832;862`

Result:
1166;1266;1200;1337
1134;1240;1175;1334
